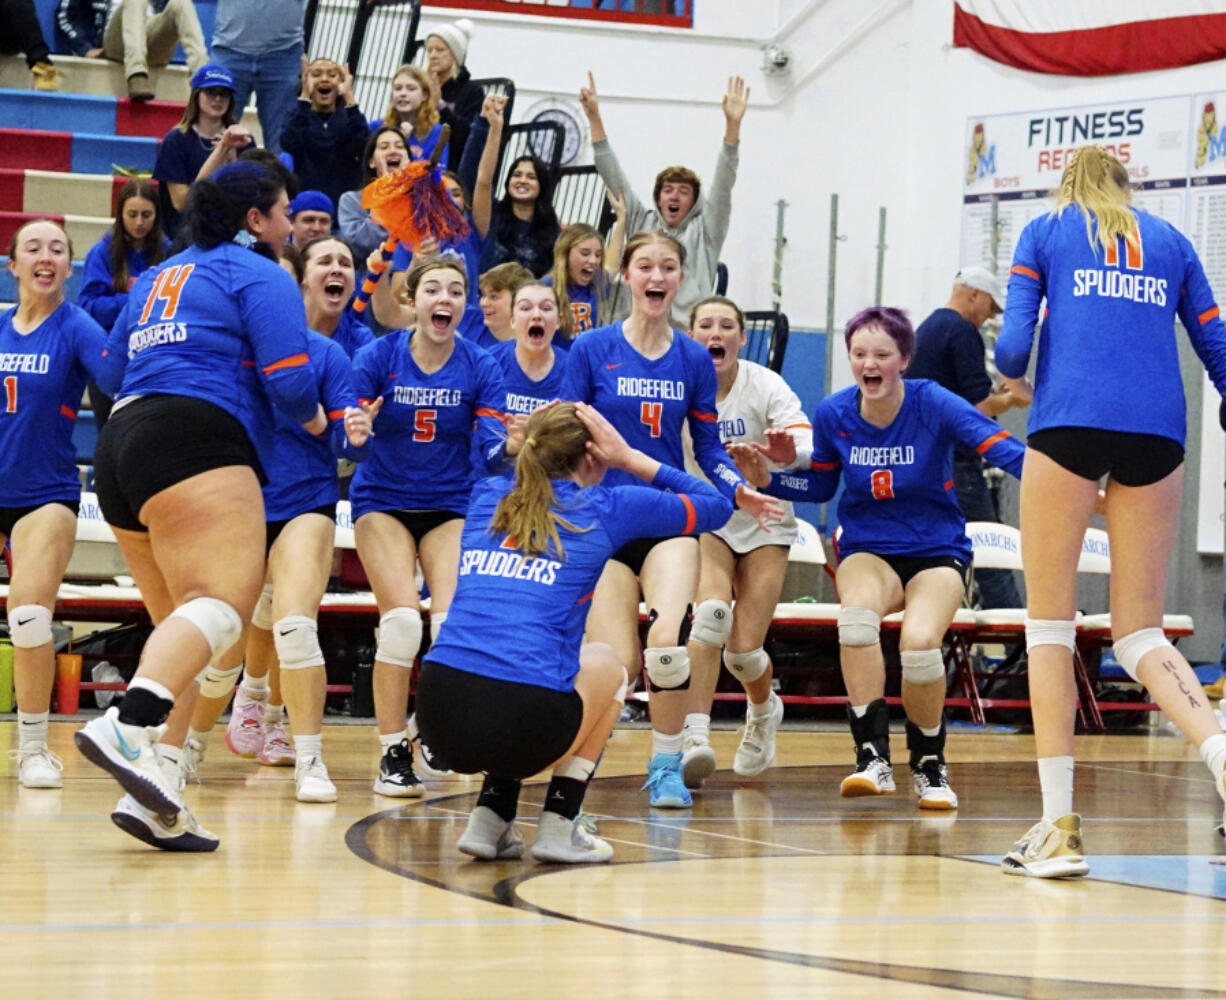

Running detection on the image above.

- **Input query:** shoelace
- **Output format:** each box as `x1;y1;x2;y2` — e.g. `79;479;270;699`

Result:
385;744;418;780
9;746;64;771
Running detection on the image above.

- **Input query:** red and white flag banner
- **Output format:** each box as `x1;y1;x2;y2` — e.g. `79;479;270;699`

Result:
953;2;1226;76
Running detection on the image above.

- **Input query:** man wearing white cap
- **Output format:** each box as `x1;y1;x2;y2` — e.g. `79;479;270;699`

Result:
907;265;1029;609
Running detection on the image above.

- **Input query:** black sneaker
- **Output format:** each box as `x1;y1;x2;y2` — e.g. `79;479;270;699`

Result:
373;739;424;797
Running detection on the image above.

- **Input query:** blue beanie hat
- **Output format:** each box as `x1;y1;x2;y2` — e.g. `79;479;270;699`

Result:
191;63;236;92
289;190;335;218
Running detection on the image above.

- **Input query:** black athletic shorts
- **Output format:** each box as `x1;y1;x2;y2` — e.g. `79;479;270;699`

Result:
0;499;80;539
610;534;697;576
1027;426;1184;487
382;508;464;547
94;395;263;532
862;552;968;589
266;503;337;553
415;660;584;779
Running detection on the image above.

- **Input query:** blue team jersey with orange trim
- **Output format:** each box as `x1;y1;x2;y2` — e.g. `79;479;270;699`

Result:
0;302;108;507
426;464;733;691
562;322;745;500
349;331;506;517
997;207;1226;445
488;339;567;416
331;309;375;361
766;380;1025;563
101;243;320;474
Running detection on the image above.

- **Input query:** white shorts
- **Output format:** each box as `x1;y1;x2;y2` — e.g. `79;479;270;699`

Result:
712;507;797;555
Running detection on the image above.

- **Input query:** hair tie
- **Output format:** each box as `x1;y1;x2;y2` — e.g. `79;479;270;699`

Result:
232;229;257;249
525;436;536;448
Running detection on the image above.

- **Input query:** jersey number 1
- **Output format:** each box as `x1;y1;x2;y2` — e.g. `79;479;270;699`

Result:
871;469;894;500
3;376;15;414
640;401;663;438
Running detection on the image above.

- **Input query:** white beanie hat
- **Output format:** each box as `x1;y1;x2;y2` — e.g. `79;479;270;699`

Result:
427;18;475;67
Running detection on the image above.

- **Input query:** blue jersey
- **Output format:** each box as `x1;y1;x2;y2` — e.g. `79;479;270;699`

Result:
543;275;599;336
101;243;320;474
427;463;733;691
488;339;568;416
997;207;1226;446
562;322;745;500
0;302;108;507
79;233;169;331
330;308;375;360
766;380;1025;563
349;331;506;516
263;332;368;521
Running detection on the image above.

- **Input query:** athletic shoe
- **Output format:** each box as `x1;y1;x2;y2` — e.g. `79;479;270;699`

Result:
457;805;525;860
911;755;958;810
840;754;896;797
1001;814;1090;878
181;737;206;783
126;72;154;102
257;723;296;767
110;795;219;852
408;714;455;778
74;707;181;819
294;755;337;803
641;751;692;808
681;729;717;790
225;687;265;758
373;739;424;797
530;809;614;864
12;744;63;789
734;692;785;777
30;62;62;91
158;747;186;795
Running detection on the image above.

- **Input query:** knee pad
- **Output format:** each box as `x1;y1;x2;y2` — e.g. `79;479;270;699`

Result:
428;610;447;642
1024;617;1076;653
724;646;769;683
197;662;243;699
689;599;732;649
273;615;325;671
900;648;945;686
170;596;242;658
838;606;880;648
377;607;423;669
613;666;629;706
1113;627;1170;683
644;645;690;690
251;584;275;631
7;604;52;648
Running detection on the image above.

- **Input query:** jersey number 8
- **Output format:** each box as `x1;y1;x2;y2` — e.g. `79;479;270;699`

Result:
870;469;894;500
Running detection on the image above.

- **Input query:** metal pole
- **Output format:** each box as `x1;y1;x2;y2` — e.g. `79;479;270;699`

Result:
874;206;887;305
824;193;839;399
771;199;788;312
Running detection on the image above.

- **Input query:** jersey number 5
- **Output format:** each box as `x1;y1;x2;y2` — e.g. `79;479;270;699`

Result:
414;409;436;442
640;401;663;438
138;263;196;324
870;469;894;500
3;375;15;414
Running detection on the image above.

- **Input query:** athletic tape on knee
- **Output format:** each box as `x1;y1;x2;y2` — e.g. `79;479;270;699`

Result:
1112;627;1170;683
170;596;242;658
689;599;732;649
377;607;423;669
428;610;447;641
838;606;880;647
251;584;275;631
197;662;243;699
7;604;52;648
900;648;945;686
613;666;629;706
644;645;690;690
724;646;769;683
273;615;324;671
1024;617;1076;652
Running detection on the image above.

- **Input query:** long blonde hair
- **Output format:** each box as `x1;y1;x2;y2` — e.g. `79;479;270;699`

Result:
1054;145;1136;256
490;403;592;558
383;64;440;141
550;223;610;339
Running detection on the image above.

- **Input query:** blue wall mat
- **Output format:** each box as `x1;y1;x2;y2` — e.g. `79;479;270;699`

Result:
0;258;84;303
0;89;114;133
70;132;158;173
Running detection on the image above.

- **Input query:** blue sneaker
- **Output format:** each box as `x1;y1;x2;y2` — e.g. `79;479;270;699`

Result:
641;752;692;808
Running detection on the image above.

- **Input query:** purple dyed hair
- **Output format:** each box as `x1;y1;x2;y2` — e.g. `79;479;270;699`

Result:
843;306;914;360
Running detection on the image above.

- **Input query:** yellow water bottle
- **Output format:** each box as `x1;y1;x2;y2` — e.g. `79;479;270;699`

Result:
0;639;13;713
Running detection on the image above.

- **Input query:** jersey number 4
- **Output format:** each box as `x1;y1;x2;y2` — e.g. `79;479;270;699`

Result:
640;401;663;438
138;264;196;323
414;409;436;442
870;469;894;500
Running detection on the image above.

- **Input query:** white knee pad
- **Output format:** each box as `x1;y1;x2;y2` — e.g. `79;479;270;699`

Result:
7;604;52;648
613;666;629;706
838;606;880;647
377;607;423;669
1024;617;1076;652
251;584;275;631
644;645;690;690
724;646;769;683
274;615;325;671
170;597;242;658
429;610;447;642
900;648;945;686
689;599;733;649
197;662;243;699
1112;627;1170;683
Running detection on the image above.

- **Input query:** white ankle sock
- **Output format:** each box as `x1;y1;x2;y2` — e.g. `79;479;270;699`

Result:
683;712;710;738
851;703;869;718
294;733;323;758
379;729;407;751
157;743;182;768
919;723;942;737
652;730;682;755
1199;732;1226;786
262;702;285;725
17;710;48;747
186;726;212;747
748;698;774;719
1037;755;1075;821
242;673;269;699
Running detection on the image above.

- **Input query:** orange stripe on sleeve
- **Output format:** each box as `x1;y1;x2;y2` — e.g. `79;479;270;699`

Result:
976;430;1010;455
262;353;309;375
475;408;503;421
59;405;76;420
678;494;697;535
327;409;345;421
1011;265;1040;281
576;590;595;605
784;423;812;430
688;409;717;423
1199;305;1220;325
811;460;840;470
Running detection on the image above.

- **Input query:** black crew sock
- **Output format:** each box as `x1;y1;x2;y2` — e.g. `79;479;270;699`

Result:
117;686;174;727
846;698;890;762
477;776;522;823
542;775;586;821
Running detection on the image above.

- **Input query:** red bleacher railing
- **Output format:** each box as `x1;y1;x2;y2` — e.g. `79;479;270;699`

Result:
420;1;693;28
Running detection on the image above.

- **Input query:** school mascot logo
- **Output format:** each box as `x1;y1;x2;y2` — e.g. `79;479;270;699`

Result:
967;122;995;184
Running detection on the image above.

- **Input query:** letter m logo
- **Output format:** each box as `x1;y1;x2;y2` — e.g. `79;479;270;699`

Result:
977;147;996;178
1210;128;1226;163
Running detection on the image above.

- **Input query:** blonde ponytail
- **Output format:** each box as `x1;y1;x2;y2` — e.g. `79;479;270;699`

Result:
1054;145;1136;256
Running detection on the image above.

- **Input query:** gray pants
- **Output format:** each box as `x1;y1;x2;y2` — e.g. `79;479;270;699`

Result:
103;0;207;80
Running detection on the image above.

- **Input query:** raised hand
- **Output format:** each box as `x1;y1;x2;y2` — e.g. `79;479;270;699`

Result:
481;94;506;129
722;75;750;124
574;400;631;469
504;413;529;457
606;187;627;220
344;396;382;447
578;71;600;120
751;427;797;466
726;442;770;488
338;65;356;106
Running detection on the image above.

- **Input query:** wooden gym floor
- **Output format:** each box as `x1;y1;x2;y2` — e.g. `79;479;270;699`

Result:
3;718;1226;999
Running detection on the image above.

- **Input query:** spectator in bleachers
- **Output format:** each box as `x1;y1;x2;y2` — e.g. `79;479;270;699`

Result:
55;0;207;103
337;125;409;265
370;64;448;164
212;0;306;155
473;261;531;351
545;204;626;344
472;95;560;278
0;0;62;90
423;18;482;173
289;190;334;244
154;63;255;237
579;72;748;327
79;179;168;330
280;58;369;215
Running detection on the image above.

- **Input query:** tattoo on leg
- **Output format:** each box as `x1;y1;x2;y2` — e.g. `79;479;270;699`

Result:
1162;658;1201;709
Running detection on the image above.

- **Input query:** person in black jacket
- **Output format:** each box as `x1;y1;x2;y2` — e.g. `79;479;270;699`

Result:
280;58;369;213
423;18;483;174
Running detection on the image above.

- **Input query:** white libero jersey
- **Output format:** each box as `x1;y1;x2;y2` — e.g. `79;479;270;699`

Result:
684;360;813;551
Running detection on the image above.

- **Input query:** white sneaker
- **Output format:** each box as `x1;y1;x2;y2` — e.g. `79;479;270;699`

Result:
840;754;895;797
1001;814;1089;878
530;809;613;864
110;795;219;852
457;805;525;860
12;744;64;788
181;736;206;783
734;692;784;777
295;755;337;803
681;729;717;790
74;706;182;819
158;747;186;795
911;756;958;810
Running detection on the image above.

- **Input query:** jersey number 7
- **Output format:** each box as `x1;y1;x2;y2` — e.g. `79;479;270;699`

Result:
138;264;196;324
640;401;663;438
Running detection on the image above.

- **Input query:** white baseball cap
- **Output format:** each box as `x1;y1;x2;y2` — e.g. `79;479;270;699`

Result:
955;265;1003;312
